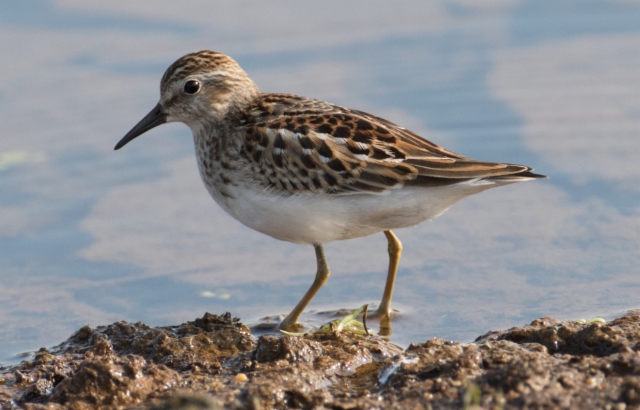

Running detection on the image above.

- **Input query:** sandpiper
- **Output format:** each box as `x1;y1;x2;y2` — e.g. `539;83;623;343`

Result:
115;50;545;330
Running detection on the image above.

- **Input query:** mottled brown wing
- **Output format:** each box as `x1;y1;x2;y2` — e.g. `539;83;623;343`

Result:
346;109;535;180
240;94;535;194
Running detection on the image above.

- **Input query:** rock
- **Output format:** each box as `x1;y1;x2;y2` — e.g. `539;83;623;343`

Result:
50;354;178;407
3;311;640;409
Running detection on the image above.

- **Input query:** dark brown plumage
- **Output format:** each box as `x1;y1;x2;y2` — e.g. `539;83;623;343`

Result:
238;93;545;194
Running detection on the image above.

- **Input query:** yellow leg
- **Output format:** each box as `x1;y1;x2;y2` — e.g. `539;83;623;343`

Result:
373;230;402;319
278;244;330;330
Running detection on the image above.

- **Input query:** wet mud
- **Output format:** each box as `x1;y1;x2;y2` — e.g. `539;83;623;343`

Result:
3;311;640;409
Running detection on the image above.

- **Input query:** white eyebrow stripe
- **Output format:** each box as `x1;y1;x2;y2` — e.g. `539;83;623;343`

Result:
198;70;234;80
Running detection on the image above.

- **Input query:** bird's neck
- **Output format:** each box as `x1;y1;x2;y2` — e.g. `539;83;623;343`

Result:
190;114;241;153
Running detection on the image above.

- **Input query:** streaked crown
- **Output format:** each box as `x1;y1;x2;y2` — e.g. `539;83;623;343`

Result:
160;51;240;92
159;50;260;125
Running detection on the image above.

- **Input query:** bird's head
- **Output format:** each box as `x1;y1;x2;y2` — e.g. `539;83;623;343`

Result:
115;50;259;150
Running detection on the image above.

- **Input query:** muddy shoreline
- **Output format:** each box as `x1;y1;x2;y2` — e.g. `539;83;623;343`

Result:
2;311;640;409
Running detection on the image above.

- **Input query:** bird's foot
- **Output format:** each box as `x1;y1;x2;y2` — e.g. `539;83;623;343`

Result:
365;305;394;337
277;317;305;332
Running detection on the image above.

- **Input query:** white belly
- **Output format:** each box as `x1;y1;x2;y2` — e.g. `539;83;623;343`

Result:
192;137;503;244
206;181;497;245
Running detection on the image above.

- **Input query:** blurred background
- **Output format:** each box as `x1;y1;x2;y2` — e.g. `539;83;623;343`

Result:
1;1;639;363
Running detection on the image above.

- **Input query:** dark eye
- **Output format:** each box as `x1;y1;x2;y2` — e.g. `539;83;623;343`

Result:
184;80;201;94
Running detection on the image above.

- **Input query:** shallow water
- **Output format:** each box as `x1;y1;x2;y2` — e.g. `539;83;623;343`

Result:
1;1;640;363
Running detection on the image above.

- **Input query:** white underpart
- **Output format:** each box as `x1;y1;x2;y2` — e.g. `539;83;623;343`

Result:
201;174;510;245
193;129;524;245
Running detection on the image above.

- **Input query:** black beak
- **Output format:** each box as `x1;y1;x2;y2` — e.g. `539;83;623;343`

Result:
114;103;168;150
